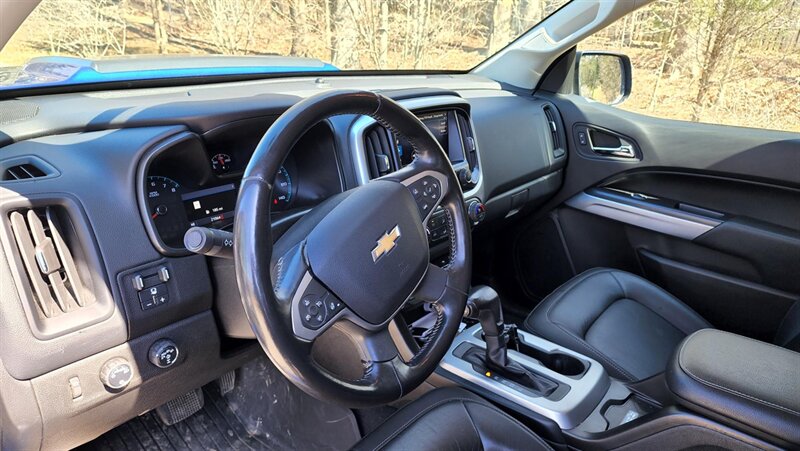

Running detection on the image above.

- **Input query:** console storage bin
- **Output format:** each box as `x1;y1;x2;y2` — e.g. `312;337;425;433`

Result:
666;329;800;447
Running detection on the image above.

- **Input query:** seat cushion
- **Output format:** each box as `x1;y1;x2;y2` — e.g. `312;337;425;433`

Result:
352;387;552;451
523;268;711;382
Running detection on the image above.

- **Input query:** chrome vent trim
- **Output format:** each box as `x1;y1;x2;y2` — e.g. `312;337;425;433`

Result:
8;206;95;318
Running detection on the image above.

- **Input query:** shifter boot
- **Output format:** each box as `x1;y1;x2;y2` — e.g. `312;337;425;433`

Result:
461;346;558;397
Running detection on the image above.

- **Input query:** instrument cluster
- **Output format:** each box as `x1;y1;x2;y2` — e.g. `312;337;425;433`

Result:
141;121;342;253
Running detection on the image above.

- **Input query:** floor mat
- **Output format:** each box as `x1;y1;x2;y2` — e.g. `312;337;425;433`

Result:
77;356;361;451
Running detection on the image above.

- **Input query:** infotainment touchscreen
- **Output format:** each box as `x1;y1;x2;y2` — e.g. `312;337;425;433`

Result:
397;111;449;166
182;183;237;227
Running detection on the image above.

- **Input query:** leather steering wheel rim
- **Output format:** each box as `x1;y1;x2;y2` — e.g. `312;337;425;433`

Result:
234;90;471;407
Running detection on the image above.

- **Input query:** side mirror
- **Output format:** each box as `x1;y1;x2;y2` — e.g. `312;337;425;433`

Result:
576;51;632;106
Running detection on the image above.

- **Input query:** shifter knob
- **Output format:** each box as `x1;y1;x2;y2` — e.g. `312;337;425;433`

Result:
465;285;511;369
465;285;504;336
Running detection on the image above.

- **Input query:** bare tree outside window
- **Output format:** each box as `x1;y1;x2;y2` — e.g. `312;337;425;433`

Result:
0;0;796;132
581;0;799;132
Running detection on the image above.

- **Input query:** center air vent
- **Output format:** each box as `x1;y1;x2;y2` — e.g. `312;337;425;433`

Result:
543;105;566;159
364;125;398;178
456;113;478;171
8;206;95;318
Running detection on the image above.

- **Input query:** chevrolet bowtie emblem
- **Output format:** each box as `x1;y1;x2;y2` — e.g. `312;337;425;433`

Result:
371;225;401;262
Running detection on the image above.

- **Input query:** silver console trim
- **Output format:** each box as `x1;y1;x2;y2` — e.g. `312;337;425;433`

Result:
439;323;610;429
349;95;483;199
565;191;720;240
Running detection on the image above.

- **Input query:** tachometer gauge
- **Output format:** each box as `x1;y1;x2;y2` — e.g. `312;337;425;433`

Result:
146;176;186;247
211;153;232;174
272;166;293;209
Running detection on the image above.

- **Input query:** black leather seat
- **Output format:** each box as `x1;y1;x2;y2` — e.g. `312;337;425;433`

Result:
352;387;552;451
524;268;711;382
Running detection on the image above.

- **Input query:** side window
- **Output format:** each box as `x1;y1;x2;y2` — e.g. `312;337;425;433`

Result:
578;0;800;133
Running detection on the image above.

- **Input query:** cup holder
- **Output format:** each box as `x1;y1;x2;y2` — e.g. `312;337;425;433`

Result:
515;340;587;377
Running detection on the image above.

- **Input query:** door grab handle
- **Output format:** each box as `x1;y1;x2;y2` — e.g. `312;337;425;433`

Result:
588;134;636;158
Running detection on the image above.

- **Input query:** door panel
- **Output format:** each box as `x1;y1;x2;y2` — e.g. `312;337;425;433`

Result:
514;93;800;343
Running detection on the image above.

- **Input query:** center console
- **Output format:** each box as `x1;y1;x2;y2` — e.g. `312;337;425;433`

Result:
667;329;800;447
437;286;656;433
441;323;612;429
434;287;796;450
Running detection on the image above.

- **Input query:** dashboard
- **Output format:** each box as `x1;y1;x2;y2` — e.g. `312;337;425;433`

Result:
0;77;567;450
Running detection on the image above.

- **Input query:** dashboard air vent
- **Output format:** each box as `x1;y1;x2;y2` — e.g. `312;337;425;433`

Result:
456;113;478;171
542;105;565;159
8;206;95;318
1;156;57;182
3;163;46;181
364;125;397;178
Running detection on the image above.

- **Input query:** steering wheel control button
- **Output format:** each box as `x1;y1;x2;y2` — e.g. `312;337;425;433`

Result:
424;181;440;199
407;176;443;218
99;357;134;391
301;295;329;329
149;339;180;368
426;209;450;245
326;298;344;315
138;283;169;310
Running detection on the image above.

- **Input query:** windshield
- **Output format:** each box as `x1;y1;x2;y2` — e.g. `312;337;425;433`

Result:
0;0;570;93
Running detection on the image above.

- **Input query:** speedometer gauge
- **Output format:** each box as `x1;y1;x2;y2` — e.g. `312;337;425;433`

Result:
272;166;293;209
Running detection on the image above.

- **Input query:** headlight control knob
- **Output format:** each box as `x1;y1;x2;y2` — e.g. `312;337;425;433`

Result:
99;357;134;390
467;199;486;225
149;339;180;369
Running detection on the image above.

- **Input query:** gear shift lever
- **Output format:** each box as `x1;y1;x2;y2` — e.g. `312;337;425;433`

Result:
464;285;557;396
465;285;510;368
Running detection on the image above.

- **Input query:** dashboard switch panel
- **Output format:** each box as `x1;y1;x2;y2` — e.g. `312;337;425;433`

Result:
138;283;169;310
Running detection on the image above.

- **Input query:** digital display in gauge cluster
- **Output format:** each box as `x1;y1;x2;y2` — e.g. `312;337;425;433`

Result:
182;183;237;228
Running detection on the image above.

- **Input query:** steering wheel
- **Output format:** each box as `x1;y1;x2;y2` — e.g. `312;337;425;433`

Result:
234;90;471;407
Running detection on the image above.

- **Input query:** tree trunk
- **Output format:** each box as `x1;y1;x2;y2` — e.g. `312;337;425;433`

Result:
513;0;539;36
648;2;682;110
151;0;168;54
664;0;688;75
692;2;737;121
411;0;431;69
487;0;513;55
331;0;358;68
324;0;333;62
289;0;309;57
378;0;389;69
